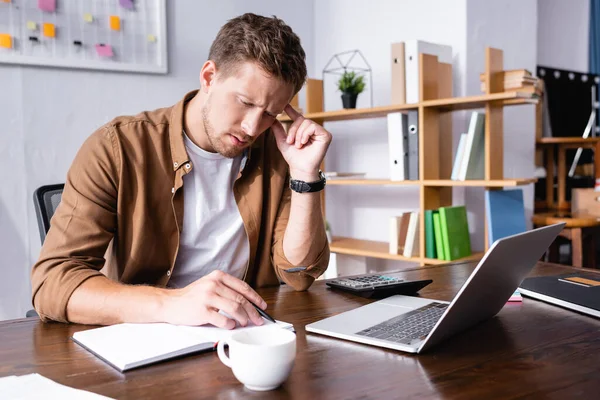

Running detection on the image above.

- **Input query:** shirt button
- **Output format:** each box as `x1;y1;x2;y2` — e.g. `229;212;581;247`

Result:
185;163;191;169
173;162;178;168
166;270;171;276
171;187;175;193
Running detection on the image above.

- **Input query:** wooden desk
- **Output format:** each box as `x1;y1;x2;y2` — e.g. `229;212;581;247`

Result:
2;262;600;399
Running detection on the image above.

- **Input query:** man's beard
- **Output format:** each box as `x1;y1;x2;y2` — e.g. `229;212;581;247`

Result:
201;97;246;159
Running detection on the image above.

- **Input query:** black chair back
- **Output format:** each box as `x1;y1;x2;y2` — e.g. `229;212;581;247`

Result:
33;184;64;244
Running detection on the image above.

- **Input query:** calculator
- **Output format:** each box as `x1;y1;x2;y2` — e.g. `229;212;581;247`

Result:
326;274;433;298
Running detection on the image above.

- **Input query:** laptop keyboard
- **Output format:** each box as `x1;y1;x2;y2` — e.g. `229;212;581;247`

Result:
356;302;449;345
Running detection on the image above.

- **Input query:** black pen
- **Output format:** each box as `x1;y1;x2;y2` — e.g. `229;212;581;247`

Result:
251;301;276;323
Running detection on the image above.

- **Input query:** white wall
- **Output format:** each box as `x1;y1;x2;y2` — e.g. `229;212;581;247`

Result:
538;0;589;72
0;0;315;321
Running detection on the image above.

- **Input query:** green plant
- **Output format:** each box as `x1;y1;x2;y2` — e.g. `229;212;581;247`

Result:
337;70;366;95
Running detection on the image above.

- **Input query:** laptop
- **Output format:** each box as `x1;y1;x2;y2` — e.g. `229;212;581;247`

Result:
306;223;565;353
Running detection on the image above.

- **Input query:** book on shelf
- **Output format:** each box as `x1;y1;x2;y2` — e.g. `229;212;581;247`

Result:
485;188;526;245
388;212;418;257
450;133;468;180
439;206;471;260
403;211;420;258
453;112;485;181
424;210;437;259
432;211;446;260
426;206;471;261
389;213;411;254
479;69;542;95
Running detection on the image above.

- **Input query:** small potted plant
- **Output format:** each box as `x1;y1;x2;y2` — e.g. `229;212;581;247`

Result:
337;70;365;109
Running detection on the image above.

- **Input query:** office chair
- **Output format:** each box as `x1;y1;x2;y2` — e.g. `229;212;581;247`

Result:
33;184;65;244
28;184;65;318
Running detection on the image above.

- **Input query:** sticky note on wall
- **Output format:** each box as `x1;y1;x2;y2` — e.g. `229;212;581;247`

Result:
110;16;120;31
27;21;37;31
95;44;114;58
0;34;12;49
83;13;93;23
119;0;134;10
147;34;156;43
38;0;56;12
43;23;55;38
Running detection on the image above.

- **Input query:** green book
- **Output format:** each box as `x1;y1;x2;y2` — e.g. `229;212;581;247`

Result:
424;210;437;259
439;206;472;260
432;211;446;260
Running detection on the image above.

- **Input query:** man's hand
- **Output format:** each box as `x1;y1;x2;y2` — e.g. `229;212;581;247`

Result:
271;104;332;181
162;270;268;329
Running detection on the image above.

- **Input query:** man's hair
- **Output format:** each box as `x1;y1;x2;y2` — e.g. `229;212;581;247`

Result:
209;13;307;94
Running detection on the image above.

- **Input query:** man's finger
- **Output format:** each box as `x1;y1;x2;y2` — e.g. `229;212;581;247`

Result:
215;284;264;326
207;310;236;330
271;120;288;146
220;273;267;309
284;104;303;121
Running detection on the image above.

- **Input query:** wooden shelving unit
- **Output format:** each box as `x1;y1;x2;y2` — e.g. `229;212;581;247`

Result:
535;137;600;211
284;47;538;267
326;178;535;187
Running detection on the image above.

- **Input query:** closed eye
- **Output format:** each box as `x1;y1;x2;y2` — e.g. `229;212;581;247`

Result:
240;98;276;118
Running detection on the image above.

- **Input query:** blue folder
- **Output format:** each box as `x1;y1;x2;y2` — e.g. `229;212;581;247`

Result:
485;189;526;245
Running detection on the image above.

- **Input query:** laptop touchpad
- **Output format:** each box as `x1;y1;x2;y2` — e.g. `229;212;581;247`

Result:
311;301;415;334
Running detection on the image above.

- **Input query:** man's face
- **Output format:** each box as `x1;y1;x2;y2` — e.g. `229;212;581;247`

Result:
202;62;294;158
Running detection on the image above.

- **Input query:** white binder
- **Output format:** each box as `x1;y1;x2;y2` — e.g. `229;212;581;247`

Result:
387;112;409;181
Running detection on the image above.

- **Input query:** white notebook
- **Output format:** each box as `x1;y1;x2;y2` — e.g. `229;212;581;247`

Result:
0;373;113;399
72;318;293;372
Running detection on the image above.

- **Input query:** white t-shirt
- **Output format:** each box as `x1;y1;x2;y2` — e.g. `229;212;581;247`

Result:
167;133;250;289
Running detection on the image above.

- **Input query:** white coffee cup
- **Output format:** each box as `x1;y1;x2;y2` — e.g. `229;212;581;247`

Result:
217;327;296;391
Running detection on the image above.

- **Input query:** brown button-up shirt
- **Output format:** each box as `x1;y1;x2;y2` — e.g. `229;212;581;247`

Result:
31;90;330;323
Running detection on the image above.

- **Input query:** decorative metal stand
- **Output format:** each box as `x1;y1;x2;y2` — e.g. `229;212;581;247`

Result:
322;49;373;109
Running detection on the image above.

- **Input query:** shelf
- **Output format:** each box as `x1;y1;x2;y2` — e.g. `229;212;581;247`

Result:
330;237;420;262
277;92;537;123
327;178;537;187
278;103;417;123
422;252;485;265
327;179;420;186
420;91;538;111
330;236;484;265
536;137;600;145
422;178;537;187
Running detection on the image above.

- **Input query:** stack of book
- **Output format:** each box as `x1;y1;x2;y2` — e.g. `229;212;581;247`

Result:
389;211;420;257
479;69;542;96
451;112;485;181
424;206;471;261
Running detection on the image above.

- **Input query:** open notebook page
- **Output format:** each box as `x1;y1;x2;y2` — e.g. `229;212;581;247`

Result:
72;317;293;372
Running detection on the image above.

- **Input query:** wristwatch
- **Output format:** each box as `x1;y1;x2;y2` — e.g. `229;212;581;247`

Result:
289;170;327;193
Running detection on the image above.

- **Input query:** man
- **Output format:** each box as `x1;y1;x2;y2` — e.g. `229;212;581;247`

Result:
30;13;331;329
